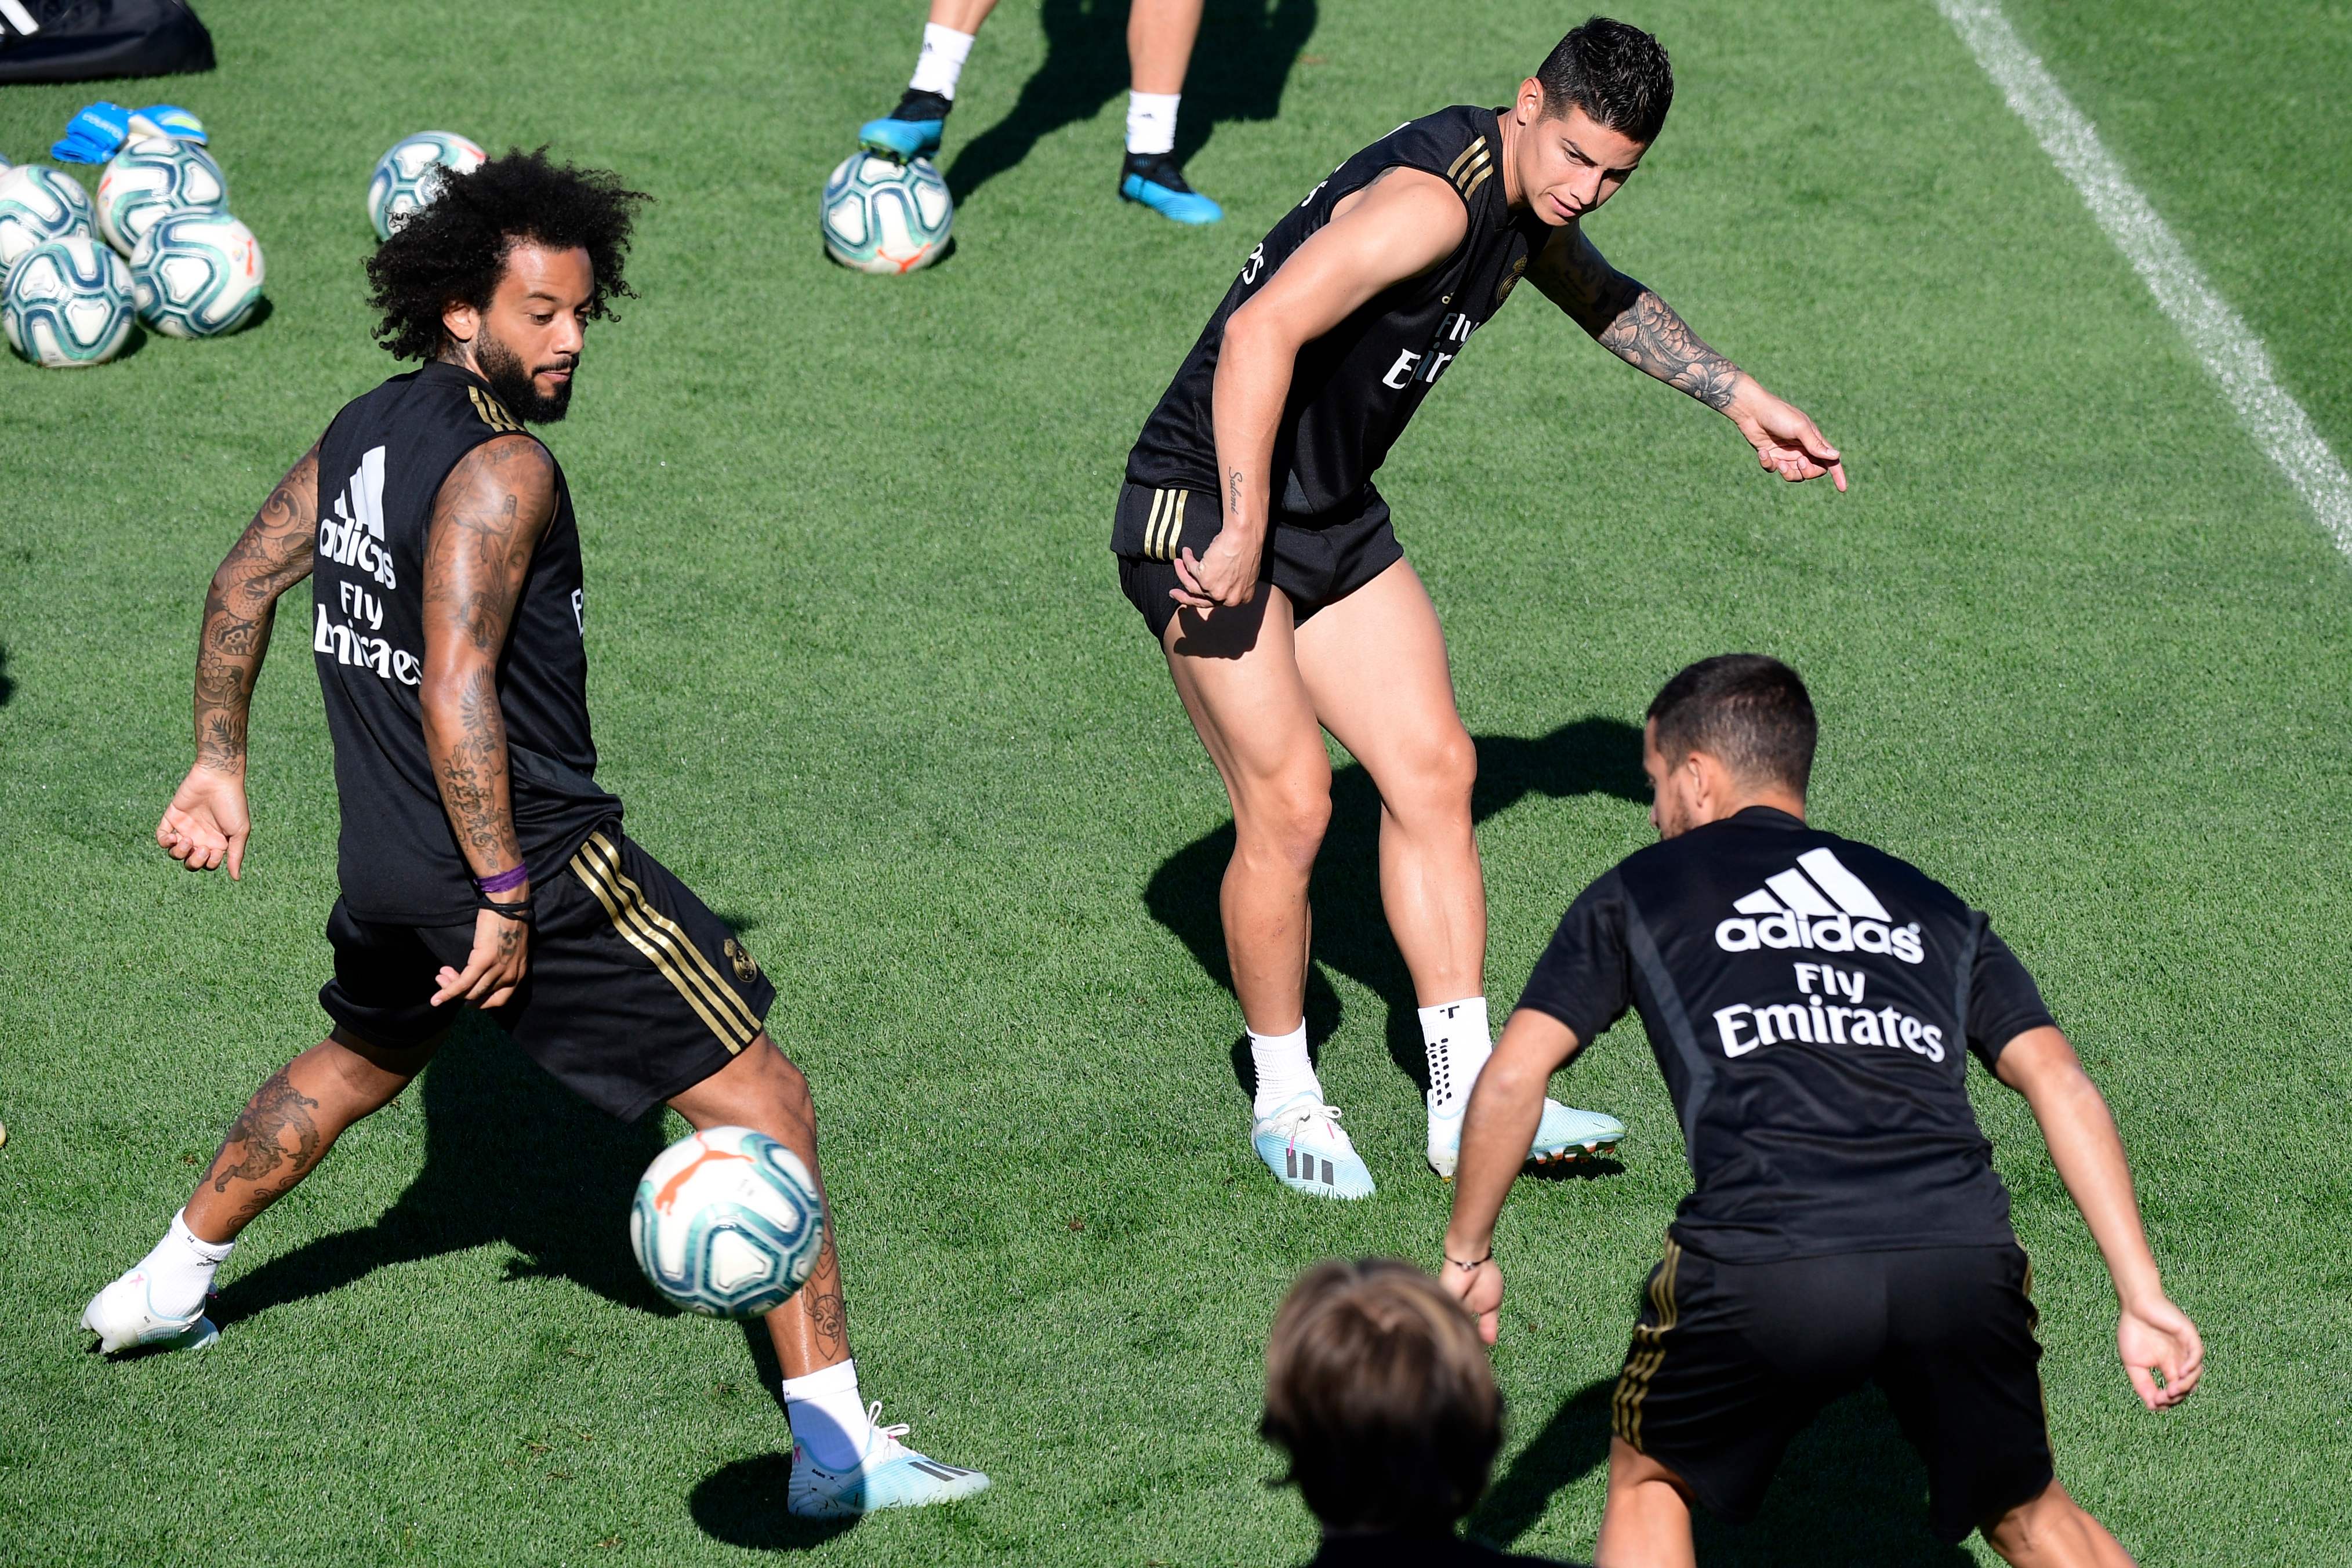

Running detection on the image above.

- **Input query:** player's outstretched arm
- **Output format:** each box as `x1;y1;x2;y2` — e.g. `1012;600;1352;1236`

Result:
418;434;557;1010
158;445;321;879
1441;1007;1586;1345
1180;170;1469;614
1995;1025;2205;1411
1530;224;1847;492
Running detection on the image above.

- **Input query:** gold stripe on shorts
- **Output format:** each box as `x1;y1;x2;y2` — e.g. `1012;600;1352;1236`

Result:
568;831;757;1051
1611;1236;1683;1450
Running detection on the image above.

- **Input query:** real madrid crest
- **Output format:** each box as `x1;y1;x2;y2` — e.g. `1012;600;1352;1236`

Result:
1496;253;1529;304
724;936;760;984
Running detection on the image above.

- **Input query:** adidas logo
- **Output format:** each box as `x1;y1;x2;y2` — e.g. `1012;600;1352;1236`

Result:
1715;847;1924;964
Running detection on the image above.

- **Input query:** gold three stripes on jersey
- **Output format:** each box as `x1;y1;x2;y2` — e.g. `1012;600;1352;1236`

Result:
1142;487;1191;561
1448;136;1492;202
568;830;760;1051
467;386;525;434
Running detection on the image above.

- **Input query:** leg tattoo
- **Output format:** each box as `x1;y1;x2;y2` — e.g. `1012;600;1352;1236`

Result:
205;1066;324;1224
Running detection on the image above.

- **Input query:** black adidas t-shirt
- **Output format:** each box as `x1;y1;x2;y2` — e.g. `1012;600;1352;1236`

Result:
1518;807;2055;1263
312;361;621;923
1123;105;1554;525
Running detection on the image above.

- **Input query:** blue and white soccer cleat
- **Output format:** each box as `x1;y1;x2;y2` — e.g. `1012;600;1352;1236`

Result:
1119;153;1224;225
81;1269;218;1355
1251;1094;1376;1200
786;1404;990;1517
1427;1097;1624;1179
858;90;952;163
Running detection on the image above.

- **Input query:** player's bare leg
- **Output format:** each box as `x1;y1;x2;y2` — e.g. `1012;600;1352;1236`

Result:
1592;1438;1698;1568
84;1029;433;1352
665;1035;847;1380
1163;589;1369;1196
669;1033;987;1512
1127;0;1203;95
1120;0;1221;221
1982;1481;2136;1568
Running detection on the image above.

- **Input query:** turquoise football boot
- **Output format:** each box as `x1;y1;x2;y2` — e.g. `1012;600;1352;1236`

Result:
1251;1094;1375;1200
1428;1097;1625;1179
82;1270;219;1355
1119;152;1224;225
858;90;951;163
787;1403;990;1517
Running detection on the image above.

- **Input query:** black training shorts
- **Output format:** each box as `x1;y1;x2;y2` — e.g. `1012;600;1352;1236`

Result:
319;825;776;1121
1611;1238;2055;1543
1112;480;1404;642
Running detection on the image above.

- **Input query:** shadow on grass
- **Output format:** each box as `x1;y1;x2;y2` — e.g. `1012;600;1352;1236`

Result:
0;641;14;707
691;1454;857;1551
1147;717;1647;1101
945;0;1318;201
1471;1377;1977;1566
213;1018;675;1326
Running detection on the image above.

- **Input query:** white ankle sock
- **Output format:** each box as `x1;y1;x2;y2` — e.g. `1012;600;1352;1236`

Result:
1126;90;1180;156
783;1358;874;1471
908;23;975;100
141;1210;233;1319
1420;997;1493;1120
1248;1021;1320;1119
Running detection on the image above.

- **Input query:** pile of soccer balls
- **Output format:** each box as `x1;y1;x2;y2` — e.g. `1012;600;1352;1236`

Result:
0;135;264;368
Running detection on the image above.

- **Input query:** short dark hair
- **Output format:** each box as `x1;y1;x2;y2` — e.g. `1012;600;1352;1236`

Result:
1261;1259;1502;1533
1535;17;1675;144
1647;654;1817;794
365;148;648;362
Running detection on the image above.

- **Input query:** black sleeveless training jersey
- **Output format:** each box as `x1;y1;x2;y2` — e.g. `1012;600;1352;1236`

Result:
1518;807;2059;1264
1123;105;1555;522
311;360;620;923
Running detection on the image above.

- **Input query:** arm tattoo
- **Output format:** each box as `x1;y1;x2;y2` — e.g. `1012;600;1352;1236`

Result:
205;1065;323;1226
1544;230;1743;411
1227;469;1243;515
420;437;556;877
193;448;320;771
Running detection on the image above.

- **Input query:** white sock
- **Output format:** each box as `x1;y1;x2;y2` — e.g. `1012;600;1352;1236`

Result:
908;23;976;100
1126;90;1180;156
141;1210;233;1319
783;1358;875;1471
1248;1021;1320;1120
1420;997;1493;1121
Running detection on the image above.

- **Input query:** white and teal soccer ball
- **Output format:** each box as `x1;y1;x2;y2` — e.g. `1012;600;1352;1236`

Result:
132;210;264;338
367;131;486;240
96;136;229;256
630;1126;823;1318
821;153;953;274
5;234;136;368
0;164;96;270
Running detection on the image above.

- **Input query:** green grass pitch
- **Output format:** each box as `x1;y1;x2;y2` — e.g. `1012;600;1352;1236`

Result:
5;1;2350;1562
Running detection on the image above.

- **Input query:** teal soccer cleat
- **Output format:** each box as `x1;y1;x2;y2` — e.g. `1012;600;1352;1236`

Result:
786;1404;990;1518
1119;152;1224;225
1251;1094;1375;1200
81;1269;218;1355
1427;1097;1624;1179
858;90;951;162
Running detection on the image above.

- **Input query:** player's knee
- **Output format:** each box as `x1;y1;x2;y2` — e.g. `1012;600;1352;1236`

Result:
1240;775;1332;873
1384;727;1476;825
1982;1479;2084;1562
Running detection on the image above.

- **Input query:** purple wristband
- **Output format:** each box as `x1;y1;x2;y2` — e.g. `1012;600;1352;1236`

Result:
476;863;529;896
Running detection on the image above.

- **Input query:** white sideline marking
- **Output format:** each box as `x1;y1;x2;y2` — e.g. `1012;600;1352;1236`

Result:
1934;0;2352;558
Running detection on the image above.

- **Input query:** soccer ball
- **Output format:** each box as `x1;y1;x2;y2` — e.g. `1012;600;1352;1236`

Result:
96;137;228;256
821;153;953;274
367;131;487;240
132;210;265;338
0;164;96;270
630;1126;824;1317
5;234;135;368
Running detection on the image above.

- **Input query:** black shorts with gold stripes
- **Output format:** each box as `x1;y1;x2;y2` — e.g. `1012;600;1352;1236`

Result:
1611;1237;2054;1544
318;825;775;1121
1111;479;1403;642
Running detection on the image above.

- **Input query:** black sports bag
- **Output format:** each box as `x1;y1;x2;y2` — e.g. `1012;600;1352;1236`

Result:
0;0;214;86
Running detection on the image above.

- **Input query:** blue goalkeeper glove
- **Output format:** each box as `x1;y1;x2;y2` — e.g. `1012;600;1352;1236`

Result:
50;103;206;163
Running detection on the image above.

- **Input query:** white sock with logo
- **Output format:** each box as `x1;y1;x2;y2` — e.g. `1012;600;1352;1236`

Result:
140;1210;234;1320
1126;90;1181;156
908;23;976;100
1248;1021;1320;1120
1420;997;1493;1121
783;1358;876;1471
